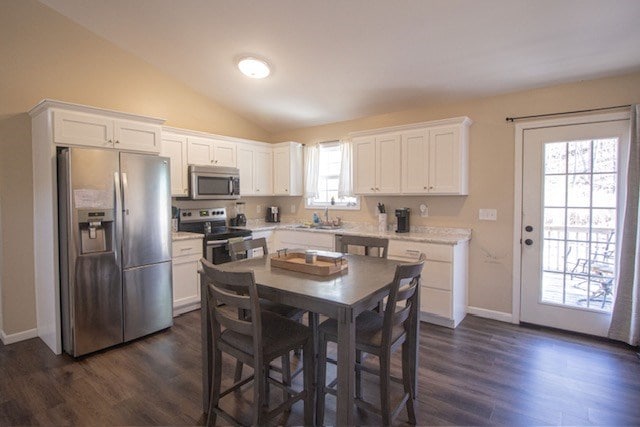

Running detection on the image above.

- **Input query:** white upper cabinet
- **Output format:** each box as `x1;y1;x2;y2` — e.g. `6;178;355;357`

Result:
237;142;273;196
52;108;162;153
401;130;430;193
353;117;472;196
428;126;466;194
160;132;188;196
273;142;303;196
254;146;273;195
187;136;237;167
353;134;401;194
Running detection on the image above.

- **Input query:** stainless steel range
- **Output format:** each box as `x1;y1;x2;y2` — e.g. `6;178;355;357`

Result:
178;207;252;264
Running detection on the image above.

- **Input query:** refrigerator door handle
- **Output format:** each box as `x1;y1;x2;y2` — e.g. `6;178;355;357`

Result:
121;172;129;215
114;171;123;267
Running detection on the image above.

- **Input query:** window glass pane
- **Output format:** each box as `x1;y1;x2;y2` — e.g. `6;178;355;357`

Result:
567;140;592;173
544;142;566;174
592;174;616;208
592;138;617;173
567;208;590;229
544;175;566;207
544;208;565;240
567;174;591;207
592;208;616;229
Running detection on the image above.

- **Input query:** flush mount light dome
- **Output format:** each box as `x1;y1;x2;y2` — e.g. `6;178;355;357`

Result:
237;57;271;79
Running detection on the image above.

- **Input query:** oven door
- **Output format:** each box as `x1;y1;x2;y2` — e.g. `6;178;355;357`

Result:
205;239;232;265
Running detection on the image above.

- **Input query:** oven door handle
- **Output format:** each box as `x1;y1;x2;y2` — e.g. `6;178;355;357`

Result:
206;239;228;247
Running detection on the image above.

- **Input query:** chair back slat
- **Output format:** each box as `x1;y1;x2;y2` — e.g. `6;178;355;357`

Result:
340;235;389;258
200;258;262;345
229;238;269;261
382;254;425;346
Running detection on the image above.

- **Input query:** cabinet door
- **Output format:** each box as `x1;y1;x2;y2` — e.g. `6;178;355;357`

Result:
187;137;213;165
237;144;255;195
114;119;161;153
273;146;291;195
254;148;273;195
353;137;376;194
376;135;401;193
212;140;237;167
161;133;188;196
428;126;462;194
172;254;201;313
53;110;114;148
401;130;429;194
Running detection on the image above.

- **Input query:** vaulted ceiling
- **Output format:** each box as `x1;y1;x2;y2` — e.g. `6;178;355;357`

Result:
39;0;640;133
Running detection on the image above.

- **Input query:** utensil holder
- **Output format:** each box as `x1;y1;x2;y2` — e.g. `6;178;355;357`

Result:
378;213;387;232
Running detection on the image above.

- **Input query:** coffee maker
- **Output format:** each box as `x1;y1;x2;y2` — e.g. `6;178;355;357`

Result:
265;206;280;223
395;208;410;233
234;202;246;227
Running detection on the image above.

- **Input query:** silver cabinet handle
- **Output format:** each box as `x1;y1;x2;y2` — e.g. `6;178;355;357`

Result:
370;187;375;191
115;140;120;144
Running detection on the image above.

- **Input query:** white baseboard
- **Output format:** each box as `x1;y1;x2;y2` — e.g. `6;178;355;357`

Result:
0;327;38;345
466;306;513;323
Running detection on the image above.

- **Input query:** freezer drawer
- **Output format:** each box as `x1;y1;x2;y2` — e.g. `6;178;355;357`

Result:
123;262;173;341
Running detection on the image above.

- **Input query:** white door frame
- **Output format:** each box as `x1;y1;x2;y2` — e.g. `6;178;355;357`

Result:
511;111;630;324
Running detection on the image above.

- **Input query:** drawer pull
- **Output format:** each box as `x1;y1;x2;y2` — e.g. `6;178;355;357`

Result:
406;249;421;254
180;247;192;251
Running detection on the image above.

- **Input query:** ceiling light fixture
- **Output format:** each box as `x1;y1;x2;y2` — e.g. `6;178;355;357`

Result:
237;57;271;79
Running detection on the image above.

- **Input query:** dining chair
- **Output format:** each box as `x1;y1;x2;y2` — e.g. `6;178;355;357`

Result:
339;235;389;258
316;253;426;426
340;235;390;312
200;260;315;426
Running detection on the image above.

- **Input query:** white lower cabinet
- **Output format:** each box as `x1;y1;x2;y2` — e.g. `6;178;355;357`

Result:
172;237;203;316
388;239;468;328
273;230;334;252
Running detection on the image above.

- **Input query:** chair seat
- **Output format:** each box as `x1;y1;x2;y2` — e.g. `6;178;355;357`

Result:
319;310;405;351
260;299;306;320
222;311;311;361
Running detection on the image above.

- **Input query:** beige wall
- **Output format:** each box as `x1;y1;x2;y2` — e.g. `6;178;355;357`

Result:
270;72;640;314
1;0;640;338
0;0;269;336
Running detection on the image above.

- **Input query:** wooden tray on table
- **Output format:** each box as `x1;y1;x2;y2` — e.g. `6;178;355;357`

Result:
270;249;348;276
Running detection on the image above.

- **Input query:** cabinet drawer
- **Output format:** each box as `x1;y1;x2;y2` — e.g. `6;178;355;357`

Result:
277;231;334;250
421;260;452;291
420;286;452;318
172;239;203;258
388;240;452;262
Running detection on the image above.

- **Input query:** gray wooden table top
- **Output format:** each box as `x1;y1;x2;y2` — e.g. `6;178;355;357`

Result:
215;253;401;316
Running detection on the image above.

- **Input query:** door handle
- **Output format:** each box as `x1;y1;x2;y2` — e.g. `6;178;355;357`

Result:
524;239;533;246
121;172;129;215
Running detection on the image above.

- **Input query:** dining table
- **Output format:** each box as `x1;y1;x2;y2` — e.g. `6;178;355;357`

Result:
199;252;420;426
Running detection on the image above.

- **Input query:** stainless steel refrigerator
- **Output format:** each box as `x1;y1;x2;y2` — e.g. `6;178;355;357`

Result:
58;147;173;357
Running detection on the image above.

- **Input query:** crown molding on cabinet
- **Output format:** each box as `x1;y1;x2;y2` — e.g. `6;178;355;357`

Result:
348;116;472;138
28;99;165;125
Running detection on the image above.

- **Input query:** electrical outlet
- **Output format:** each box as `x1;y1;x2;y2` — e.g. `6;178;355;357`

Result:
257;204;262;214
419;204;429;217
290;204;296;214
479;208;497;221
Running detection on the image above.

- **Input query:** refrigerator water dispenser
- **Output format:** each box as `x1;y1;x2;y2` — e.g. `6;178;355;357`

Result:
78;209;114;254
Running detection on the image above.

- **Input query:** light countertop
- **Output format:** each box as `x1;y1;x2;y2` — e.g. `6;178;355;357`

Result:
238;220;471;245
172;231;204;241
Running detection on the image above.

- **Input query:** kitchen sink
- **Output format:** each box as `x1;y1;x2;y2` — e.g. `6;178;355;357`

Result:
291;224;342;230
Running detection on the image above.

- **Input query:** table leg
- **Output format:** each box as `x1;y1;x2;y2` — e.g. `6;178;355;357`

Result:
336;307;355;426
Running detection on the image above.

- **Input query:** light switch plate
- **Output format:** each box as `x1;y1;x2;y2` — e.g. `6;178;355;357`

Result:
479;208;497;221
257;204;262;214
290;204;296;214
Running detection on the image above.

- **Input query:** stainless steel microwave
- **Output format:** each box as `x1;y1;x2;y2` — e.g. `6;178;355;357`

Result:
188;165;240;200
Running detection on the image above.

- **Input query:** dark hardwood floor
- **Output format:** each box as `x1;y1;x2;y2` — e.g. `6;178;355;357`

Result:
1;311;639;426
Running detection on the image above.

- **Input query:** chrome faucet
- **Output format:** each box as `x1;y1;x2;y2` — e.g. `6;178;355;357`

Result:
324;207;329;224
